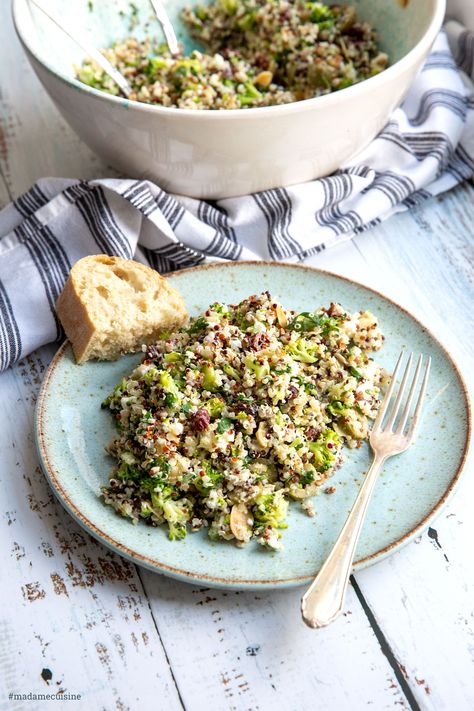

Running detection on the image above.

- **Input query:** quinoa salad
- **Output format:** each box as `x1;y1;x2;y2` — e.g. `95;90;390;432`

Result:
102;293;387;550
76;1;388;109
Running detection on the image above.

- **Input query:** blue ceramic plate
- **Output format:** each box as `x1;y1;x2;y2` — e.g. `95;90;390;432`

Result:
35;263;471;589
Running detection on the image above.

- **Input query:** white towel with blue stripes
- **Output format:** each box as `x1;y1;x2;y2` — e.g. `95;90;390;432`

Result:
1;28;474;371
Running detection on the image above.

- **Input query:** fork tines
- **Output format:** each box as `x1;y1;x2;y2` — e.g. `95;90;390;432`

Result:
374;350;431;439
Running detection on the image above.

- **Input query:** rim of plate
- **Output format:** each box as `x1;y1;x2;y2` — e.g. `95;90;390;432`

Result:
35;261;472;587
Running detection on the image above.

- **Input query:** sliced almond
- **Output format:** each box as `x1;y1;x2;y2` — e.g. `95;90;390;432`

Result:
230;504;253;542
276;305;288;327
255;71;273;88
255;422;269;449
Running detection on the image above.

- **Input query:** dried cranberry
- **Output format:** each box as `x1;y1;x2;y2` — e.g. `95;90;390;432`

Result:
346;23;366;39
192;408;211;432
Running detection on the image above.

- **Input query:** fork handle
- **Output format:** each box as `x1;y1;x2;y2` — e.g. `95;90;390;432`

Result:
301;453;386;628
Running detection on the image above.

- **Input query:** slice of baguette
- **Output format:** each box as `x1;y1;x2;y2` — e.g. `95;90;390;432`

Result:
56;255;188;364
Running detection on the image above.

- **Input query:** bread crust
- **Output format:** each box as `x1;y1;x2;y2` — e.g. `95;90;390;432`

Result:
56;271;96;363
56;255;188;364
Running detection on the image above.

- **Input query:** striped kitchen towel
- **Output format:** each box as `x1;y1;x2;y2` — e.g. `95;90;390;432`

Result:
1;28;474;371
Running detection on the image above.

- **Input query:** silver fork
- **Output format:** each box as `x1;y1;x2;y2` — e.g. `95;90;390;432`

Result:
301;351;431;629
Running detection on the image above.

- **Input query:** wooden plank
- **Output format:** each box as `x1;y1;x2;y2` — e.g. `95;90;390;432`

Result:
348;186;474;709
356;499;474;710
141;571;411;711
352;184;474;368
0;348;183;711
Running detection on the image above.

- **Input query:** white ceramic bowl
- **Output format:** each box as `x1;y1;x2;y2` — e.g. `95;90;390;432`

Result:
13;0;446;199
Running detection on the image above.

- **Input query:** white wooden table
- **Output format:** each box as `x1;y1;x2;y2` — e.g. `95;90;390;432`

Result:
1;4;473;710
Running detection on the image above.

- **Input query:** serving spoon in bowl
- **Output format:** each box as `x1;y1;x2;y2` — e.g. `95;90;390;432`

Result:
149;0;180;56
27;0;134;97
27;0;181;98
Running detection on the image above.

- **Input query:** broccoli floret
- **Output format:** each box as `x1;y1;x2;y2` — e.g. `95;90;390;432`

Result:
145;56;168;79
173;58;203;78
270;379;287;404
307;428;340;472
159;370;180;394
139;478;161;493
223;363;241;380
202;364;219;392
245;356;270;380
149;456;171;478
164;392;178;409
163;352;183;364
140;501;154;518
234;312;252;331
308;3;335;25
300;469;317;485
285;338;319;363
163;499;190;540
237;10;256;30
102;378;128;408
209;302;230;316
253;490;288;529
238;81;262;106
141;366;160;385
158;371;182;408
327;400;348;417
205;397;225;418
114;452;142;481
187;316;208;335
290;437;304;450
150;490;191;540
194;462;224;495
195;5;208;21
218;0;238;15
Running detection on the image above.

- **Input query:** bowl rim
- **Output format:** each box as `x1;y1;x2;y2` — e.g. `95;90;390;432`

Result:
12;0;446;119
